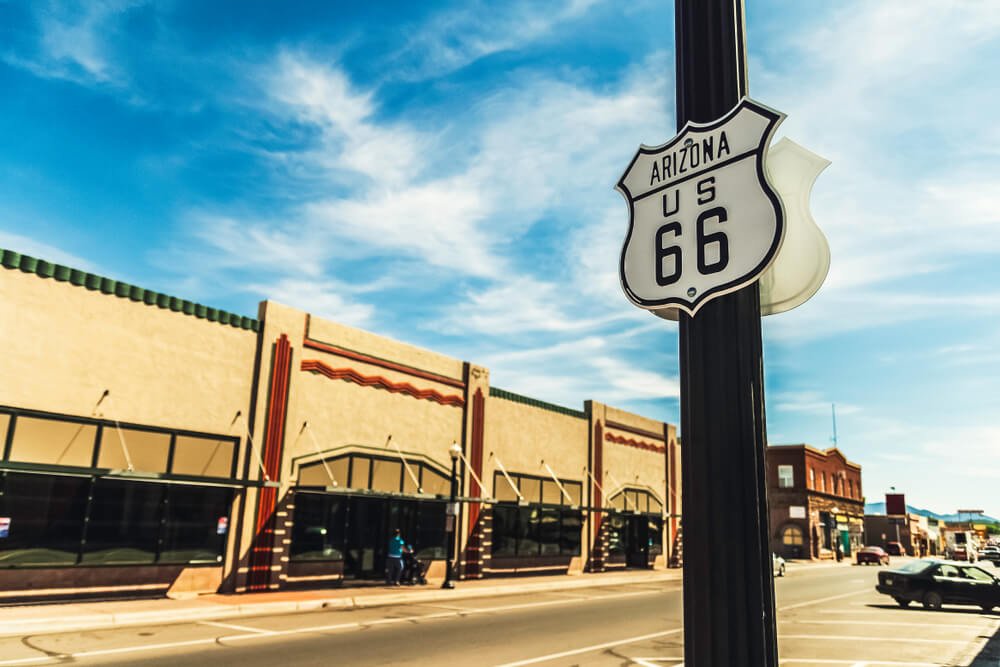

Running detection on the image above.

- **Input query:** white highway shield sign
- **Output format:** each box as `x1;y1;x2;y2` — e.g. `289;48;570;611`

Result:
617;98;785;316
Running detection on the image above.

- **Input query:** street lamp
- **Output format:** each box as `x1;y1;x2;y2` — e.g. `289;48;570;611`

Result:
442;441;461;590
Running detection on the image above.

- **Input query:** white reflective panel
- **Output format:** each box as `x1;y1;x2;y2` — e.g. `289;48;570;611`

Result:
758;137;831;315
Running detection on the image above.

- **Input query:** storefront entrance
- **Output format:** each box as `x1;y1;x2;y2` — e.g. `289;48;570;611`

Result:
291;491;447;581
607;512;664;569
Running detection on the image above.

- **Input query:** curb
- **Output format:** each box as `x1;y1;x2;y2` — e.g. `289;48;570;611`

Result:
0;571;681;637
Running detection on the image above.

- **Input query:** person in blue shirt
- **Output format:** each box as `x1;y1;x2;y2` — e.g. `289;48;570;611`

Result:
386;528;407;585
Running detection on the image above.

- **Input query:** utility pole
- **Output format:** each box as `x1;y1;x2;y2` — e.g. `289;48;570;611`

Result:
675;1;778;665
831;403;838;446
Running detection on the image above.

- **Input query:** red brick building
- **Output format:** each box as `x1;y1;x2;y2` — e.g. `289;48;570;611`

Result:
765;445;865;560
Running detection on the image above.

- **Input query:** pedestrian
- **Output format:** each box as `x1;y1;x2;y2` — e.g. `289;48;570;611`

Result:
835;542;843;562
386;528;407;586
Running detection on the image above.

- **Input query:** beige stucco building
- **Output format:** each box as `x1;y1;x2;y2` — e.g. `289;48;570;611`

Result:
0;248;680;601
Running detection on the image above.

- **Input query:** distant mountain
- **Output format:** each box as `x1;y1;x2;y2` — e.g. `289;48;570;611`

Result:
864;502;998;524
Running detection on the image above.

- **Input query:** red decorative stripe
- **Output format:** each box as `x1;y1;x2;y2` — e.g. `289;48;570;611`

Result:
605;419;665;442
301;359;465;407
605;431;666;454
302;316;464;389
248;334;292;591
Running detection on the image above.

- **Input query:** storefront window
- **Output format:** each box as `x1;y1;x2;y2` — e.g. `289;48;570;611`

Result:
560;509;583;556
8;416;96;467
413;501;446;559
491;504;518;557
0;472;89;566
648;516;664;555
538;507;561;555
160;485;232;563
290;493;346;561
82;479;164;564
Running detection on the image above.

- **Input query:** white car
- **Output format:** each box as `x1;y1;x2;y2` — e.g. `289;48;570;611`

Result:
773;553;786;577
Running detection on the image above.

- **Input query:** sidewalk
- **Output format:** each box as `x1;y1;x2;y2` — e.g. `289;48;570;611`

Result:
0;569;682;638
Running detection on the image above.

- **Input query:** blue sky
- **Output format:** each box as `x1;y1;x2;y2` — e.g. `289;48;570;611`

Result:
1;1;998;517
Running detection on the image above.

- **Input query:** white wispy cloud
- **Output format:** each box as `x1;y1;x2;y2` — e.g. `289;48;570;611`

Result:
387;0;605;81
4;1;144;88
0;230;97;272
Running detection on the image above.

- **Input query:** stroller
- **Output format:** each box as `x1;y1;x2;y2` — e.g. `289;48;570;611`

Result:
400;547;427;585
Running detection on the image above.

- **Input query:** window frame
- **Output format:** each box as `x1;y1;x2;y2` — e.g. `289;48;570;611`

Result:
777;465;794;488
0;406;241;483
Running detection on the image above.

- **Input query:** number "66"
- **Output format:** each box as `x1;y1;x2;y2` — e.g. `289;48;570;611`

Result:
654;206;729;287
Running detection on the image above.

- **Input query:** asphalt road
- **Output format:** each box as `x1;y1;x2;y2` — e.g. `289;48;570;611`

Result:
1;561;999;666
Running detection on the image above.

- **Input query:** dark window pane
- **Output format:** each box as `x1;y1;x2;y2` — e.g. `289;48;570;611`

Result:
538;507;561;555
648;517;663;555
172;436;234;478
560;510;583;556
491;504;518;557
159;485;232;564
97;428;170;473
82;479;164;564
413;501;446;560
9;416;96;467
291;493;346;561
518;506;540;556
0;472;88;566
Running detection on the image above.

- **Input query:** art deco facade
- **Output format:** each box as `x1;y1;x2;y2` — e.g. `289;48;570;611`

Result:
0;249;680;601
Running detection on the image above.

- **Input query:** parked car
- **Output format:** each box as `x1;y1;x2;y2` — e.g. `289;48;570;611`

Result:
856;545;890;566
772;553;786;577
876;559;1000;611
981;545;1000;566
885;541;905;556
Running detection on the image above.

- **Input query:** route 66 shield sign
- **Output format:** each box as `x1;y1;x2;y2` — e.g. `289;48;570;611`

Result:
617;98;785;316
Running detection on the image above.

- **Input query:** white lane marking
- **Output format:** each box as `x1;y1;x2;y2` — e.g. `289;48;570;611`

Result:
780;634;968;645
778;589;870;611
492;629;683;667
782;618;992;631
199;620;276;635
0;586;670;666
649;660;944;667
72;638;218;659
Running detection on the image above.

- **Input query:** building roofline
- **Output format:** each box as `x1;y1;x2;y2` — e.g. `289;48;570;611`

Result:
768;443;861;469
1;248;259;332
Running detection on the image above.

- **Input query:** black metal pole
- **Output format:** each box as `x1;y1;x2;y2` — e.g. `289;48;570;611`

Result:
442;455;458;589
675;1;777;666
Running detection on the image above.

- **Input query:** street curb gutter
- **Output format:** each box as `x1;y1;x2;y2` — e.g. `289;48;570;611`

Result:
0;571;681;637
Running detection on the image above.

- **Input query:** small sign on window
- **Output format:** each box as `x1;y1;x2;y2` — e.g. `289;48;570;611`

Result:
217;517;229;535
0;517;10;538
